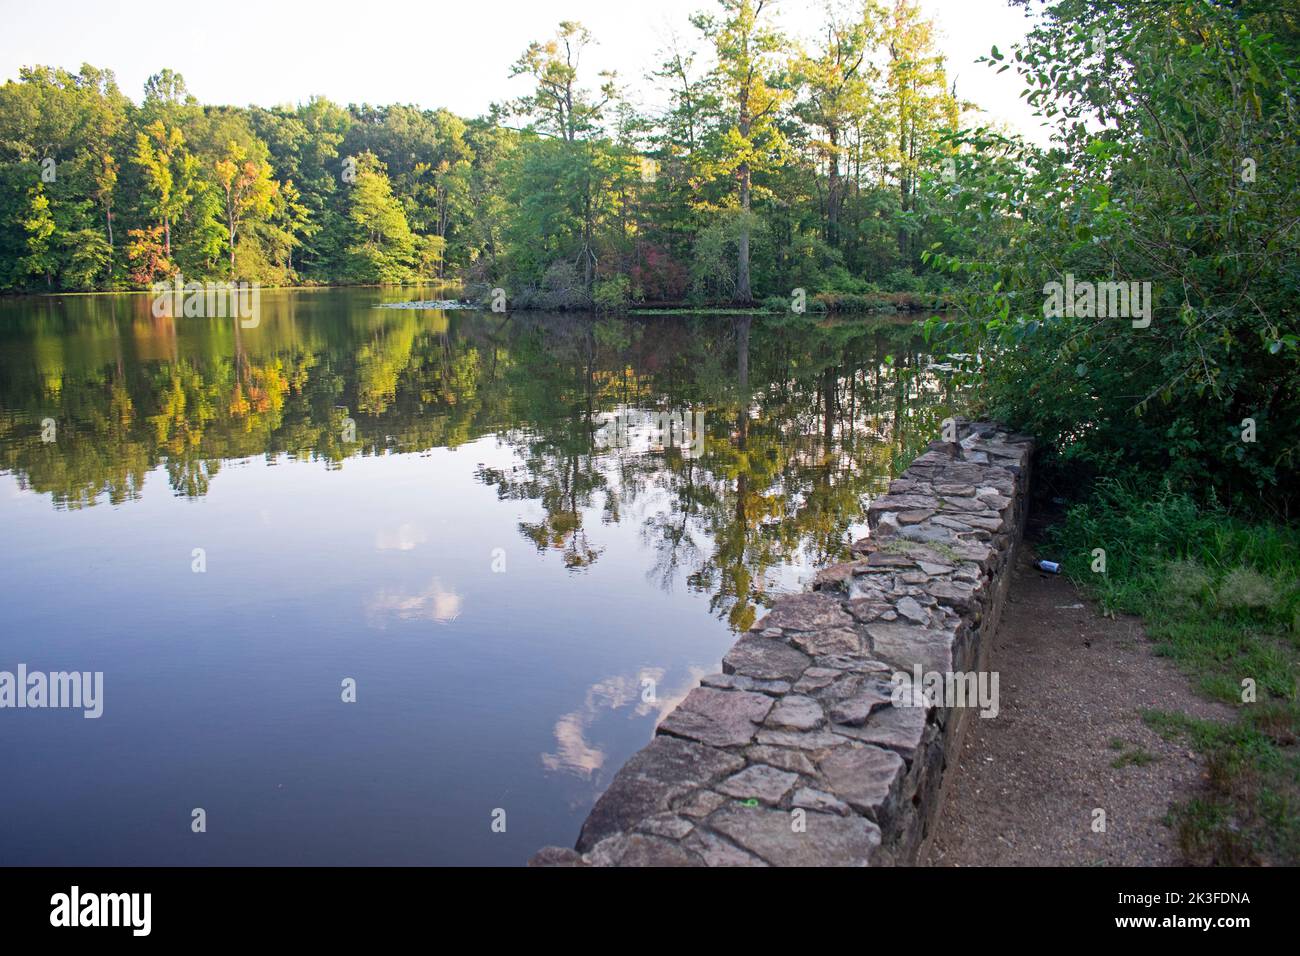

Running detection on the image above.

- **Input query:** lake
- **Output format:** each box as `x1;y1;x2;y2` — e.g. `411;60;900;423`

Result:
0;288;956;865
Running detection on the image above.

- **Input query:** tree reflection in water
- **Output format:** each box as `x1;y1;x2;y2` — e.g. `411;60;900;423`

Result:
0;291;960;631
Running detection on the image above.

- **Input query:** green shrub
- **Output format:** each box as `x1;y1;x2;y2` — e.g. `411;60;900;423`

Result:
593;274;631;312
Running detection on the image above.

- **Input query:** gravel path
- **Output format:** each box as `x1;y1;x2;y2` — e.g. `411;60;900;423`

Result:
924;548;1232;866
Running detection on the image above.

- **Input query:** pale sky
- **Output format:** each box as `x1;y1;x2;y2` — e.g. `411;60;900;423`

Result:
2;0;1051;145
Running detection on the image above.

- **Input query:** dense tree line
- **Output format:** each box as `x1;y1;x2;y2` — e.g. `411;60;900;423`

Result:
0;0;968;302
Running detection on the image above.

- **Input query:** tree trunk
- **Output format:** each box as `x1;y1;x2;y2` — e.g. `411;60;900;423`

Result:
828;125;841;247
736;162;752;303
822;365;836;451
736;315;751;395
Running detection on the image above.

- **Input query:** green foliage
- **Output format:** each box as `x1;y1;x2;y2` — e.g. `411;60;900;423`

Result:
592;274;631;311
927;0;1300;510
61;227;111;290
344;152;415;283
20;185;56;283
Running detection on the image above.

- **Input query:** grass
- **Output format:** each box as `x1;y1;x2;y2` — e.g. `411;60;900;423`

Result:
1047;478;1300;865
1111;747;1159;769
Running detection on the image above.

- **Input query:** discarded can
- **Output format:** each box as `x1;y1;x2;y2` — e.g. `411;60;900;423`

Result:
1037;560;1061;574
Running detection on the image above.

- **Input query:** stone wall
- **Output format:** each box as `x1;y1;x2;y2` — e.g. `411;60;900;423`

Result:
531;420;1034;867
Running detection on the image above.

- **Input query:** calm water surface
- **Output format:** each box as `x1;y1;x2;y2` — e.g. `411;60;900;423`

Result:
0;288;956;864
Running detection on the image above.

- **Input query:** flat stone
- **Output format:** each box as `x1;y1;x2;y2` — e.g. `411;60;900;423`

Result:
766;694;826;731
635;813;696;840
939;494;990;513
950;541;994;564
917;560;955;575
895;596;929;624
897;509;935;525
715;764;799;804
930;461;997;483
828;680;894;725
529;846;588;867
707;805;881;866
899;524;959;545
577;735;744;851
866;622;955;673
700;672;791;696
755;728;847;750
978;480;1015;496
848;579;894;603
791;788;853;817
866;551;915;567
911;450;954;467
933;482;975;496
791;666;843;692
817;745;905;826
815;655;890;673
950;512;1005;531
846;598;893;623
852;565;896;581
929;581;976;611
796;671;863;701
745;745;818;776
658;687;774;748
814;562;862;589
933;514;981;532
977;490;1011;509
869;493;940;512
723;634;812;682
674;789;728;819
873;512;901;533
681;827;768;867
892;541;961;565
759;592;854;631
790;626;864;656
852;704;928;762
587;833;702;867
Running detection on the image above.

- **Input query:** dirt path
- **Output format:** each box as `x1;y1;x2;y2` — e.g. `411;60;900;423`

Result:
924;547;1232;866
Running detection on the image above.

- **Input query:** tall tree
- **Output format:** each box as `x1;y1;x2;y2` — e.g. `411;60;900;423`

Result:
508;21;616;143
883;0;955;264
133;120;195;257
213;140;277;273
795;1;882;247
507;22;626;292
345;152;415;283
694;0;790;302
